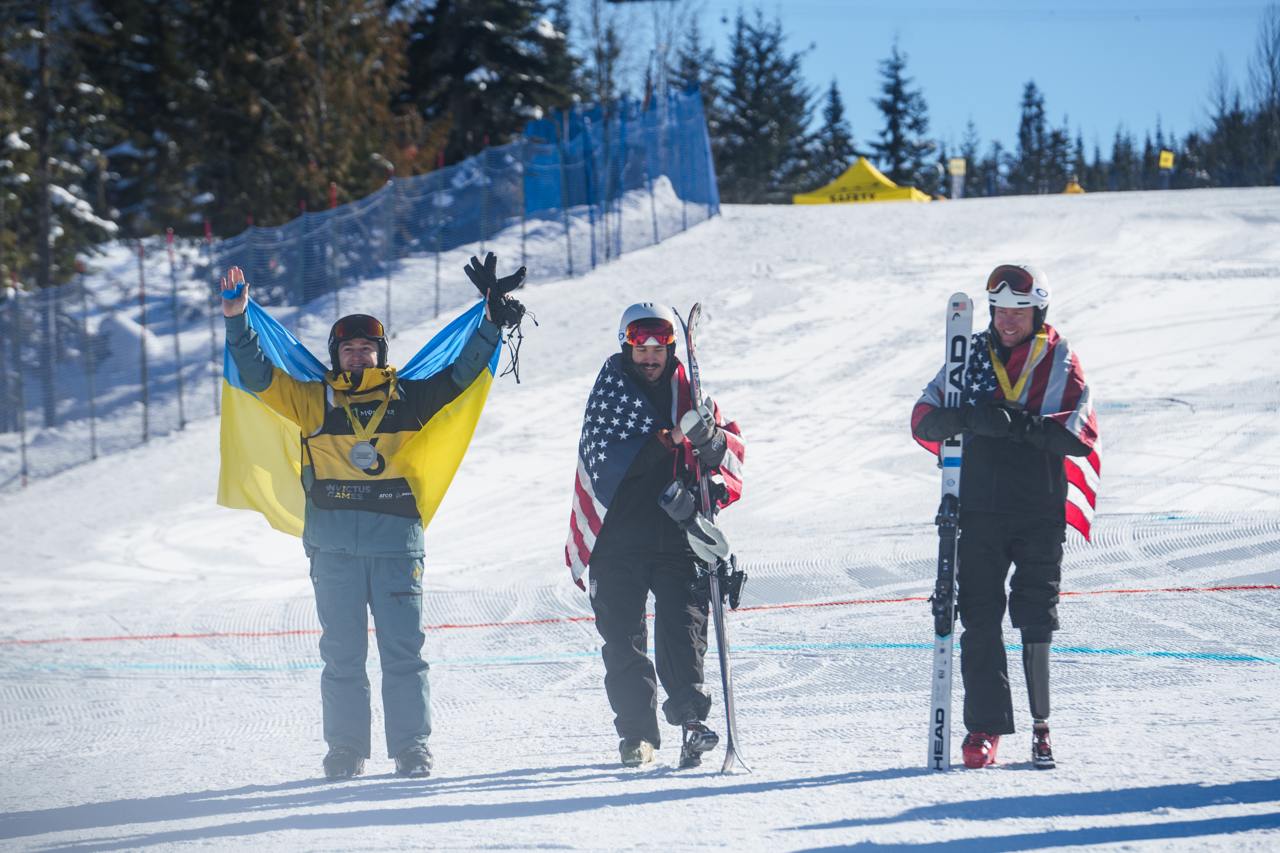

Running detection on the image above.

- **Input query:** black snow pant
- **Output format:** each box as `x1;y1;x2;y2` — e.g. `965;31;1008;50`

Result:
956;511;1064;736
588;551;712;749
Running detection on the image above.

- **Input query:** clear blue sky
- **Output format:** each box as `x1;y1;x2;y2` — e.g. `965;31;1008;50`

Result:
638;1;1275;155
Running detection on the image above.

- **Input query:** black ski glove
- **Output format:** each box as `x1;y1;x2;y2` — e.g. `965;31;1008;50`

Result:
464;252;527;329
1010;410;1093;455
963;401;1015;438
914;406;965;441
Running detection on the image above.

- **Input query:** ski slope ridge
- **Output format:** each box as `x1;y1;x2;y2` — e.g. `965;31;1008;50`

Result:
1;188;1278;850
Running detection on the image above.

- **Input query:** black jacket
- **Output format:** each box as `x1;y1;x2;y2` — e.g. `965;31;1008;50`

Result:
915;407;1090;522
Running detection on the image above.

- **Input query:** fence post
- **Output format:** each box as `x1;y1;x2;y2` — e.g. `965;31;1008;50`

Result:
137;240;149;443
678;99;689;232
435;152;444;319
384;176;395;335
480;135;489;259
205;219;219;416
520;139;527;269
583;114;598;270
165;228;186;430
77;262;98;460
10;283;28;487
557;116;574;277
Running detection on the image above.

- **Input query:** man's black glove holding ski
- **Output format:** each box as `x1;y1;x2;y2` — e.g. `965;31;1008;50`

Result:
678;400;728;468
465;252;527;329
963;401;1016;438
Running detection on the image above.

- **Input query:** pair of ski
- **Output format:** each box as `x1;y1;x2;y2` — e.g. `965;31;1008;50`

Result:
929;292;972;771
675;303;749;775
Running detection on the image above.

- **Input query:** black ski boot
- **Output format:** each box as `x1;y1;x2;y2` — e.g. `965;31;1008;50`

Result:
394;745;433;778
1031;721;1055;769
678;722;720;769
323;746;366;780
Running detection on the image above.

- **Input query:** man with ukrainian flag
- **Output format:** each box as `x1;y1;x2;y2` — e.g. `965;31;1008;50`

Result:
217;254;526;781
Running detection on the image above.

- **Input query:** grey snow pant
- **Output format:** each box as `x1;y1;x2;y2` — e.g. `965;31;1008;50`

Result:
309;553;430;759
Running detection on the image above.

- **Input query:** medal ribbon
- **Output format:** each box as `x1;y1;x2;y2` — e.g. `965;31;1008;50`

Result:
339;376;396;445
989;330;1047;403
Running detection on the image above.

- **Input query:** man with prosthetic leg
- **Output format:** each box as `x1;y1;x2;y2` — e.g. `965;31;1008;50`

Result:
911;265;1099;769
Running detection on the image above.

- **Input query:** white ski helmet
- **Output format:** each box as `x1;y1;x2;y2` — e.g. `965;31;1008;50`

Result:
617;302;678;347
986;263;1050;330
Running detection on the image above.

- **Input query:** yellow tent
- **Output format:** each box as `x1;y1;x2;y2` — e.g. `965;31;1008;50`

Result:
793;157;931;204
1063;179;1086;194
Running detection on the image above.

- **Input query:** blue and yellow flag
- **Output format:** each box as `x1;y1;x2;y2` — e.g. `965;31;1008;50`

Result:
217;301;500;536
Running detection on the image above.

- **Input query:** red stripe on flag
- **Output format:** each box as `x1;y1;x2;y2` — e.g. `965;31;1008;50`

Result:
1065;500;1092;542
1085;446;1101;476
567;511;592;568
1065;460;1097;507
573;470;603;536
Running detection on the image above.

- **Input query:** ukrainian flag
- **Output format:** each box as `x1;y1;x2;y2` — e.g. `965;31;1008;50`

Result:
217;301;500;536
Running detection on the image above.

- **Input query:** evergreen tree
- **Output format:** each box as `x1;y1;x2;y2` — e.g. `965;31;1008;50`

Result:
814;79;856;183
580;0;624;115
1011;81;1047;193
1044;116;1071;192
670;15;717;119
403;0;577;164
959;119;984;197
871;41;932;186
77;0;204;237
715;10;815;203
1071;132;1088;187
1109;127;1139;190
1248;3;1280;184
0;0;119;290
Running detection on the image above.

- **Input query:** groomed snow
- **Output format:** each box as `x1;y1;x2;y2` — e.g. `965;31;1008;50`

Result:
1;188;1278;850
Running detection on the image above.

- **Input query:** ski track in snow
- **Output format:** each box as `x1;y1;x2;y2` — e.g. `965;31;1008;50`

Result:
1;188;1279;850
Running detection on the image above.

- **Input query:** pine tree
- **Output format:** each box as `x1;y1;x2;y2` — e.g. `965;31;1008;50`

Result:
871;42;932;187
404;0;578;164
1071;132;1088;187
959;119;983;197
1;0;119;290
76;0;204;237
1109;127;1139;190
1012;81;1047;194
715;10;815;203
814;79;856;183
670;15;717;116
1044;116;1071;192
180;1;408;231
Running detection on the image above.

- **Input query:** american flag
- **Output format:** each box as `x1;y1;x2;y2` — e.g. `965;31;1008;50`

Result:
566;353;745;586
911;324;1101;540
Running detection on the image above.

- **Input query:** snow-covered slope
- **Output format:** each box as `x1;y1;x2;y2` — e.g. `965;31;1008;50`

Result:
1;188;1278;850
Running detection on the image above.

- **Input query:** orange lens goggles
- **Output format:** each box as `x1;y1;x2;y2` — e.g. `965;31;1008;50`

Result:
624;319;676;346
986;265;1035;295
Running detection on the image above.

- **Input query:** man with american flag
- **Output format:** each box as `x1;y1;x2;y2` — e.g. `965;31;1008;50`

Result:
911;264;1100;772
566;302;744;768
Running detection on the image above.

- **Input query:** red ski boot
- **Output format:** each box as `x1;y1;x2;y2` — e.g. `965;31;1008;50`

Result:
1031;721;1055;769
961;732;1000;768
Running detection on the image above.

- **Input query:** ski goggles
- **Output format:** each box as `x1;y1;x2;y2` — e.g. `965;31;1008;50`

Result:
332;314;385;342
624;319;676;347
985;265;1036;296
